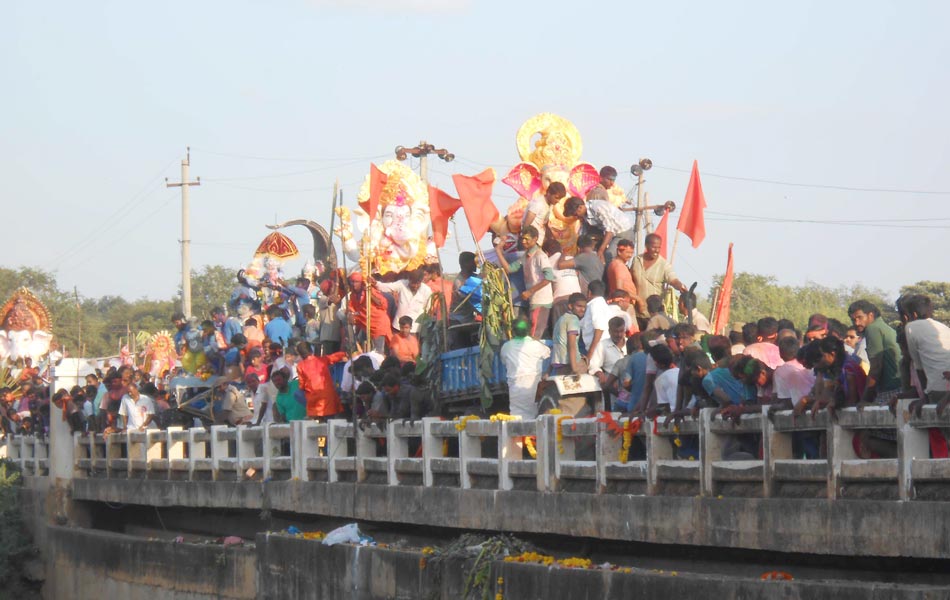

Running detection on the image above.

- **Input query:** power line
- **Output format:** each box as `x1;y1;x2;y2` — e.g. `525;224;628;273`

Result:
202;156;389;182
46;157;179;268
208;179;363;194
707;210;950;224
57;191;179;272
654;165;950;195
192;148;391;164
706;217;950;229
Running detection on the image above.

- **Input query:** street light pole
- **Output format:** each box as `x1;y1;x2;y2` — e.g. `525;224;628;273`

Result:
166;147;201;318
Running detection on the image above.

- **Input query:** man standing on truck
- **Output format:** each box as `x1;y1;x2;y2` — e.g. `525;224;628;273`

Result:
500;318;551;419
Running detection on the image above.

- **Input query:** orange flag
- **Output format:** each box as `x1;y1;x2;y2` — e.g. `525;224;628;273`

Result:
452;168;498;242
712;243;734;335
654;208;670;258
676;160;707;248
360;163;387;222
427;185;462;248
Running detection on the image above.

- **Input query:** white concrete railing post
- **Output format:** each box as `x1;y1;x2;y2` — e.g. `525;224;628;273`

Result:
209;425;232;480
421;418;441;487
498;420;521;491
188;428;212;480
167;427;186;480
263;423;291;480
326;419;350;483
699;408;719;496
458;421;483;490
896;398;929;501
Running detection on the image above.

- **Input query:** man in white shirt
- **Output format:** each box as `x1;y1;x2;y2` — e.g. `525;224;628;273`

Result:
500;319;552;419
374;270;433;334
118;385;156;431
579;280;611;360
650;344;679;413
901;294;950;413
247;373;276;426
589;317;628;410
589;317;628;384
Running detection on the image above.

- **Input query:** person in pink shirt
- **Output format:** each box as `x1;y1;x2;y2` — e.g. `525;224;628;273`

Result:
743;317;784;370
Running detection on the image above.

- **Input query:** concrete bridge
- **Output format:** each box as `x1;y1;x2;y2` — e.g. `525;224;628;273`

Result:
9;399;950;598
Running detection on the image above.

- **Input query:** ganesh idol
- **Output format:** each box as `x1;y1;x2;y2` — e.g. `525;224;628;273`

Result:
501;113;602;256
336;160;432;276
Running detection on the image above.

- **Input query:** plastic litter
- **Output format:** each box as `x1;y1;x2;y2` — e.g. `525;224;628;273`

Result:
322;523;374;546
286;526;302;535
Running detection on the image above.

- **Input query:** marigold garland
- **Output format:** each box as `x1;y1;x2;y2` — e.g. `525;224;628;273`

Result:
618;418;642;464
442;438;449;457
503;552;594;569
454;415;480;432
524;436;537;459
555;416;572;454
489;413;519;422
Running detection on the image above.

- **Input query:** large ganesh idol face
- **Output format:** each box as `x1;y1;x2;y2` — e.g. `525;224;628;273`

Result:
540;165;569;193
381;201;412;246
355;160;431;275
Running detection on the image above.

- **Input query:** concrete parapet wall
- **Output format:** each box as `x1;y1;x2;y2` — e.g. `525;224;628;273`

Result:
257;533;944;600
44;526;256;600
71;478;950;560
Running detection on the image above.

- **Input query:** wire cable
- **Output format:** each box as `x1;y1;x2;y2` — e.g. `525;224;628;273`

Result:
653;165;950;195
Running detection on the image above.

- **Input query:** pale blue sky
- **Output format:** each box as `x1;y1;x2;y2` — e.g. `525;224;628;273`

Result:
3;1;948;302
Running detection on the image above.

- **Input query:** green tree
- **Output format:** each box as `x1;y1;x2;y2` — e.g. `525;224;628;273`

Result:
899;281;950;324
709;272;894;330
184;265;238;321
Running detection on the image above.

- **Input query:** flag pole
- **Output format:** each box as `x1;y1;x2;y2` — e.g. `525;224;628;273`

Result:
669;230;681;267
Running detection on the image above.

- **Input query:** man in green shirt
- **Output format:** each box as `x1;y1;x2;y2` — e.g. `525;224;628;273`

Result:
849;300;902;403
849;299;902;459
272;367;306;422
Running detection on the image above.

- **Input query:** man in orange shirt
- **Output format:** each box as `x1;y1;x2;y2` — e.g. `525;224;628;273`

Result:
295;341;347;420
606;239;637;299
390;316;420;365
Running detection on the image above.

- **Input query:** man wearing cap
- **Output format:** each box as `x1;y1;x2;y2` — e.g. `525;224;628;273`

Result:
500;318;551;419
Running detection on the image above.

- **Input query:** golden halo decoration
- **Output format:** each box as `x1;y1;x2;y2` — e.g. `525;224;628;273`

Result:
515;113;584;169
0;287;51;333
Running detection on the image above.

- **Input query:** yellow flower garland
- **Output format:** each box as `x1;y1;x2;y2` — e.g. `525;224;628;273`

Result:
555;416;571;454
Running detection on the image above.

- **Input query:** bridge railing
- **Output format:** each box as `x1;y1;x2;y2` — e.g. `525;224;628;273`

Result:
35;399;950;500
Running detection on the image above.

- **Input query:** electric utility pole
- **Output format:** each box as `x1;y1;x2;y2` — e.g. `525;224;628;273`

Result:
166;147;200;318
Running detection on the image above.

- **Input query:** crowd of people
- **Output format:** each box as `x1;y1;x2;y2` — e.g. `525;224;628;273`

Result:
5;166;949;460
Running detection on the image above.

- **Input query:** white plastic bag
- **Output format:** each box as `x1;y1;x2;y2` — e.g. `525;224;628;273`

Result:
322;523;362;546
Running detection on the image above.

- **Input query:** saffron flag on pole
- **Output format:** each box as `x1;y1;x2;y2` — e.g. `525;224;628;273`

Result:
360;163;387;222
452;168;499;242
427;185;462;249
712;243;735;335
654;208;670;258
676;160;707;248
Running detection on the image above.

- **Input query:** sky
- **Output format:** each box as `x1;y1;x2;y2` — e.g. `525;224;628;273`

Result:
3;0;949;303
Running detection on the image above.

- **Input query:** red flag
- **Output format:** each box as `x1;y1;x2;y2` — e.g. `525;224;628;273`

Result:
676;160;707;248
360;163;387;222
452;168;499;242
712;243;734;335
427;185;462;248
654;208;670;258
